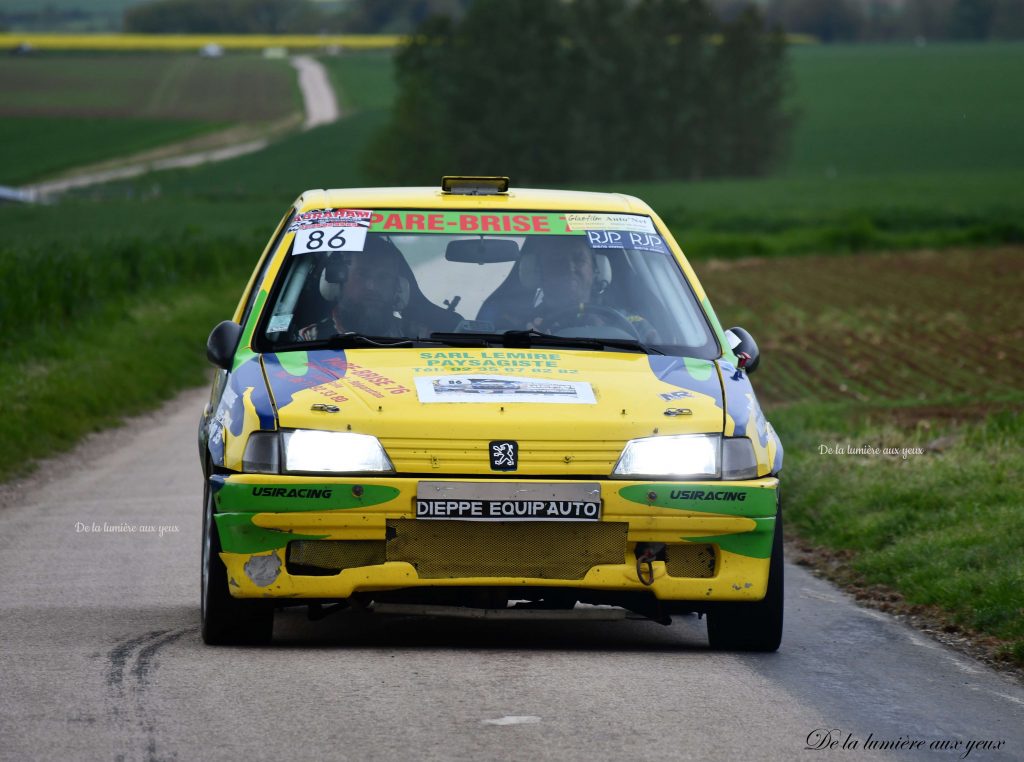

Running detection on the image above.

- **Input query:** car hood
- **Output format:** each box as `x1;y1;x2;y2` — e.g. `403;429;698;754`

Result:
258;347;725;476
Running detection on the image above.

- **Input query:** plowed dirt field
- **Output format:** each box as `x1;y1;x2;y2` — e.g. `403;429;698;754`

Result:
696;247;1024;406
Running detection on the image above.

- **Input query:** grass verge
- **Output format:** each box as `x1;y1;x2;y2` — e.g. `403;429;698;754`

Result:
773;402;1024;667
0;229;263;482
0;230;265;342
0;272;244;484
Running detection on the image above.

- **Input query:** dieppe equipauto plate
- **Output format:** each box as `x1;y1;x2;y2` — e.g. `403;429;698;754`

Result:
415;481;602;521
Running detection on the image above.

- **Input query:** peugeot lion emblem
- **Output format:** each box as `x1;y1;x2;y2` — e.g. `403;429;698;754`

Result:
489;441;518;471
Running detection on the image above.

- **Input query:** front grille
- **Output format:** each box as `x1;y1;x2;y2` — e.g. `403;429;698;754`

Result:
287;540;386;574
665;544;716;578
387;520;628;579
287;521;629;580
379;437;623;475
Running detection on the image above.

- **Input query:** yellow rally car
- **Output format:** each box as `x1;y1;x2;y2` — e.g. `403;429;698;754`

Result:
199;176;784;649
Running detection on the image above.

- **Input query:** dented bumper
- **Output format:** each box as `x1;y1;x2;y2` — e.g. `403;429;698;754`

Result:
210;474;779;603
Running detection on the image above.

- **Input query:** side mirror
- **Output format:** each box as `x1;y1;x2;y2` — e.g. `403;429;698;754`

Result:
207;320;243;370
725;326;760;374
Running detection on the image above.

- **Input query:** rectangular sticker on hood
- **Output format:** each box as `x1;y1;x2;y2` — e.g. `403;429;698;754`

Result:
414;374;596;404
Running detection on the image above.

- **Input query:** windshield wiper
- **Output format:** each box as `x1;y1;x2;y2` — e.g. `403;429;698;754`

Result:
272;332;418;352
429;329;663;355
272;330;662;355
582;336;664;355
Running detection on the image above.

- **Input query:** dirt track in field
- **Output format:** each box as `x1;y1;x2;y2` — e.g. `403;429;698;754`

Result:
19;56;340;198
695;247;1024;407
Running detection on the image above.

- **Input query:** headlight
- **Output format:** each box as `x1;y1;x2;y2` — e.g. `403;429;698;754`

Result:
613;434;721;479
282;430;393;474
242;431;280;474
241;430;394;474
722;437;759;480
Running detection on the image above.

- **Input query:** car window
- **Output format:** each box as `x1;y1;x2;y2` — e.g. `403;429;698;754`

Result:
236;207;295;326
256;209;718;358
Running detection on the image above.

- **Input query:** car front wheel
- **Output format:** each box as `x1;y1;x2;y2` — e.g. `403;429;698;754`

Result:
706;504;784;652
201;479;273;646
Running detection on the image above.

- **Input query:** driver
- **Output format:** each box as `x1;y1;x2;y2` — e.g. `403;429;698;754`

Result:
507;235;658;342
296;240;411;340
527;235;596;331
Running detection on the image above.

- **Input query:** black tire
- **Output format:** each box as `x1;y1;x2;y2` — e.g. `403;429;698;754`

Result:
706;506;784;652
201;480;273;646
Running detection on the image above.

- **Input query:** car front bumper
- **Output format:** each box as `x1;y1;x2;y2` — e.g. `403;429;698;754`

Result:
210;474;779;603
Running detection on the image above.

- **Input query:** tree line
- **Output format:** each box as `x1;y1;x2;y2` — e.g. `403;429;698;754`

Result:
367;0;793;185
123;0;325;34
751;0;1024;43
116;0;1024;41
121;0;474;35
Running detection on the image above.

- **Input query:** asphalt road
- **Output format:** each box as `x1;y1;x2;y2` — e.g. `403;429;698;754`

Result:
1;388;1021;761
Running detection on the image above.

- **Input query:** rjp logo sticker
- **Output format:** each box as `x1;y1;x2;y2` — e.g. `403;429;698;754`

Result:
585;229;667;253
489;441;518;471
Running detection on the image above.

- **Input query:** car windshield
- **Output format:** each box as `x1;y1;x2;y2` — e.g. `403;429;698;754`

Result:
257;208;718;357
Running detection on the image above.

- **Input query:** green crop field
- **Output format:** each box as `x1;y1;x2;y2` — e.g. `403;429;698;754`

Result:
0;55;300;121
0;54;301;185
321;51;396;112
785;43;1024;176
0;117;219;186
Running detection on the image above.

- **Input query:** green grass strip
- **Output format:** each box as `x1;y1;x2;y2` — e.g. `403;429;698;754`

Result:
774;402;1024;666
0;277;237;482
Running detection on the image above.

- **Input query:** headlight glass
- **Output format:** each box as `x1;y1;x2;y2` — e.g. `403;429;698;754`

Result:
282;430;394;474
612;433;720;479
242;431;280;474
722;437;759;480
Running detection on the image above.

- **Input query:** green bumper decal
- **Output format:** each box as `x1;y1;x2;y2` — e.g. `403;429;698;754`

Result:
215;513;327;554
686;516;776;559
214;479;400;513
618;484;776;517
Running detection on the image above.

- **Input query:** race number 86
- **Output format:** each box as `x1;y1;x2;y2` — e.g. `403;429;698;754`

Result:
293;226;368;255
307;230;345;249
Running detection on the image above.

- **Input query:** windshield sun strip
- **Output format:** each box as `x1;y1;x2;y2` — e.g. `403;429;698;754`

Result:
254;210;717;359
